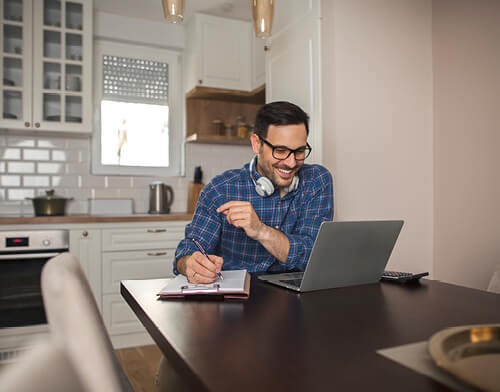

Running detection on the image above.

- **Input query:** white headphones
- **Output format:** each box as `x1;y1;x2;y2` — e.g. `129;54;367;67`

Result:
249;156;299;197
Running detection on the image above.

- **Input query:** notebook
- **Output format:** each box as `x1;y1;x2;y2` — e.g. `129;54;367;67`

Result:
258;220;404;292
158;269;250;300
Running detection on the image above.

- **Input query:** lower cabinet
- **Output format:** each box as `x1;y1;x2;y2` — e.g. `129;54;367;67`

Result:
69;220;189;348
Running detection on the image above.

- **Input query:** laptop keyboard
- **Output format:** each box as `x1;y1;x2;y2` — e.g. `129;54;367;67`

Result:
279;278;303;287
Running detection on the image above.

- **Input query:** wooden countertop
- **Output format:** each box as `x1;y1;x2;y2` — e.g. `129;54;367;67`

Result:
0;213;193;225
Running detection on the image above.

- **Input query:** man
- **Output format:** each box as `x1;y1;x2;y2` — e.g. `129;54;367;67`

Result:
174;101;334;283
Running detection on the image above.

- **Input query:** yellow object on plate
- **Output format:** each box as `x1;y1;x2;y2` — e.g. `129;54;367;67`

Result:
428;324;500;392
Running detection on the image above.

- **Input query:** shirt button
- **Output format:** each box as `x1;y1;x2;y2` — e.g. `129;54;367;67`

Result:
275;225;279;229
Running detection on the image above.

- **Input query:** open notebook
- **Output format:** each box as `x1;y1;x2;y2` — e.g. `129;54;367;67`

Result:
157;269;250;300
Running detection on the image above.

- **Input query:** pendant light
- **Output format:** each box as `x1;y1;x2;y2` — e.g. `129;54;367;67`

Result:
162;0;185;23
252;0;274;38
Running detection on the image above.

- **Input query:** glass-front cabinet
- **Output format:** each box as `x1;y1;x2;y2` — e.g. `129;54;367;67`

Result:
0;0;92;132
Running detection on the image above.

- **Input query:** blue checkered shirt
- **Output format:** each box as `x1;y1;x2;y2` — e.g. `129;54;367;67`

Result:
174;162;334;274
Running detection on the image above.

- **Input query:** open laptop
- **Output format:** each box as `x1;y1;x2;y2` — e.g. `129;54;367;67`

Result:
258;220;404;292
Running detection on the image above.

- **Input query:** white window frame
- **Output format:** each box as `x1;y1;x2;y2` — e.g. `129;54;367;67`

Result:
92;40;183;176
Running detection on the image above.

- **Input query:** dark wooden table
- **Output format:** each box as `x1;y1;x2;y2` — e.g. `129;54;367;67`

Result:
121;277;500;391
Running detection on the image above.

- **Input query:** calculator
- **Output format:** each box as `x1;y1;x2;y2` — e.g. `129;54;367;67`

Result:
381;271;429;282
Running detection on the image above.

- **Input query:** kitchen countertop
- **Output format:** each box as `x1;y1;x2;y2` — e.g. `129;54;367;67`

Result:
0;213;193;225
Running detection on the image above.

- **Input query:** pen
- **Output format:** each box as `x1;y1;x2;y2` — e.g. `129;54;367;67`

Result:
191;238;224;280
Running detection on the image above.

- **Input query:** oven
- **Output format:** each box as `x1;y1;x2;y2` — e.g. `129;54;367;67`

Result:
0;230;69;328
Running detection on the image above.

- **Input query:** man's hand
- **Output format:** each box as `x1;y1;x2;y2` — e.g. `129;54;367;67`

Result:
178;252;223;284
217;201;266;240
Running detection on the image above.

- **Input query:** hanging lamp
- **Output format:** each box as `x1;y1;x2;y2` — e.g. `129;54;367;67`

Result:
252;0;274;38
162;0;185;23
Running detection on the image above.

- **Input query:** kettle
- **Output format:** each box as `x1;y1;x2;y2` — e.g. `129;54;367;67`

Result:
149;181;174;214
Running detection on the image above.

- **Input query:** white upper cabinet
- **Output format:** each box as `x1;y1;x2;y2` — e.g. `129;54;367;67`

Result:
0;0;92;133
185;13;260;92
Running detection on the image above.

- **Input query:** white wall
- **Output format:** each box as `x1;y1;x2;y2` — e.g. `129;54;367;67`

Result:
321;0;434;274
433;0;500;290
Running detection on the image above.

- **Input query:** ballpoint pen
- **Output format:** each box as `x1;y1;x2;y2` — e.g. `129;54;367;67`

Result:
191;238;224;280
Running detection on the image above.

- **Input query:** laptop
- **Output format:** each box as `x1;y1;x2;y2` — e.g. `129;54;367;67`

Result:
258;220;404;292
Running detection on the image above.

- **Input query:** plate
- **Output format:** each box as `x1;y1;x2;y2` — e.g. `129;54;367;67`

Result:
428;324;500;391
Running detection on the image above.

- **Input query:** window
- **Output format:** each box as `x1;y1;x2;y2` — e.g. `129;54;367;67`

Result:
92;41;182;176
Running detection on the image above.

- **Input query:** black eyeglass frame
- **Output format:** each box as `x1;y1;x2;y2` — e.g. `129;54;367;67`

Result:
258;136;312;161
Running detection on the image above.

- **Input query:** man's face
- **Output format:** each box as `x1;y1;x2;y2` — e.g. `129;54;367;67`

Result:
251;123;308;191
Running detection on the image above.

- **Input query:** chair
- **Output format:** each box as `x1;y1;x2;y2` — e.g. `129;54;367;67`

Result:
487;264;500;294
0;339;84;392
41;253;133;392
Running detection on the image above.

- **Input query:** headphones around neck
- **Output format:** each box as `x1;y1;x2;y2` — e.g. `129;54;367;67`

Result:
249;156;299;197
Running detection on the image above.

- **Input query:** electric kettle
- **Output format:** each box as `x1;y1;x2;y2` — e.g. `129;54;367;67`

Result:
148;181;174;214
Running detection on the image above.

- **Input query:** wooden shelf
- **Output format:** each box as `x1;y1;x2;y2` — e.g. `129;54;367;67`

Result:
186;133;251;145
186;84;265;104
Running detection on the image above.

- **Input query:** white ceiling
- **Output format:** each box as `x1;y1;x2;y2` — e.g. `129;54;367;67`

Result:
94;0;253;23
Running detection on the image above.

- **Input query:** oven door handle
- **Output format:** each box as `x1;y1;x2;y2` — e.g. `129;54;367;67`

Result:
0;252;64;260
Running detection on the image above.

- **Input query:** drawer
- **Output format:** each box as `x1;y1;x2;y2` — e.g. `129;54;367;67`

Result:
102;249;175;294
102;294;145;335
101;224;186;252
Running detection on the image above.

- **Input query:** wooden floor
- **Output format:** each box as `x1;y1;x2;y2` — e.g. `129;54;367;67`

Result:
116;345;163;392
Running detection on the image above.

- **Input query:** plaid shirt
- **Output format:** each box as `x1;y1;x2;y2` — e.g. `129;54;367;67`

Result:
174;162;334;274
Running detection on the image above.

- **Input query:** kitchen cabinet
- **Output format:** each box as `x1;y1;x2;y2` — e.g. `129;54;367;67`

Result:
183;13;267;145
99;222;186;345
185;13;257;92
0;0;92;133
69;228;101;309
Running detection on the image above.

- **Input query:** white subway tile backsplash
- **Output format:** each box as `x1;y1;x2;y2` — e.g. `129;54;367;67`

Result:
23;175;50;187
38;138;66;148
78;149;90;163
107;176;133;188
131;177;156;188
52;150;68;161
23;149;50;161
66;162;89;174
7;136;35;147
52;175;79;188
37;162;64;174
0;200;23;215
0;132;246;215
0;175;21;186
8;188;35;200
8;161;35;173
66;138;89;149
81;175;105;188
93;187;120;199
2;148;21;160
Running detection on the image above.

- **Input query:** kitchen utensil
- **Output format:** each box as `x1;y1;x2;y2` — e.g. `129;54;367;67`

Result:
149;181;174;214
188;166;204;213
212;119;224;135
428;324;500;391
66;75;81;91
26;189;73;216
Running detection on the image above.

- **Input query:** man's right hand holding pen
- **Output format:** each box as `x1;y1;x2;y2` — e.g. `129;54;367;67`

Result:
177;251;223;284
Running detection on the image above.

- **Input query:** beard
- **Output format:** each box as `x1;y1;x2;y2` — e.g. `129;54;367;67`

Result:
257;157;301;190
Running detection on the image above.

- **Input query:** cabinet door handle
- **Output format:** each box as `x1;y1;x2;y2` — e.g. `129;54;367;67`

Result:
147;252;167;257
24;121;31;127
147;229;167;233
35;122;40;128
82;231;88;237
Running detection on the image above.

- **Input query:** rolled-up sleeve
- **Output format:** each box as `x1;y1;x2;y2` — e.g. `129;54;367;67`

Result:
173;184;222;275
284;169;334;271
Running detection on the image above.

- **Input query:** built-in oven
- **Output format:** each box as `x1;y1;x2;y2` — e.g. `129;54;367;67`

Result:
0;230;69;328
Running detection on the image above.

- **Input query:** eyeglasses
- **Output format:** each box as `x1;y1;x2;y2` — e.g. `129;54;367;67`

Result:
258;136;312;161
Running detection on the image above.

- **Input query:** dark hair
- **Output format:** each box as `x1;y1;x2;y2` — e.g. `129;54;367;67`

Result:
254;101;310;138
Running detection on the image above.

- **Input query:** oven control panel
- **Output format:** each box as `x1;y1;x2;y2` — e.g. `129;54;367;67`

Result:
0;230;69;252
